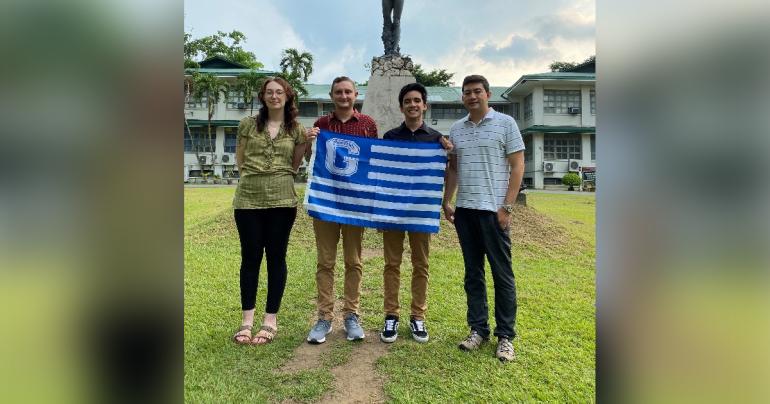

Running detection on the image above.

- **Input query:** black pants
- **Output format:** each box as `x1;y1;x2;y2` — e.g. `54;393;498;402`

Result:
454;207;517;339
234;207;296;312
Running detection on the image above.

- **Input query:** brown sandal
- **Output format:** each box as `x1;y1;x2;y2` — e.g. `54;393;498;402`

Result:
250;325;277;345
232;325;253;345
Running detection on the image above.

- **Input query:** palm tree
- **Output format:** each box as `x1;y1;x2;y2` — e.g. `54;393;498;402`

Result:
280;48;314;80
279;48;314;97
191;72;229;171
236;71;265;116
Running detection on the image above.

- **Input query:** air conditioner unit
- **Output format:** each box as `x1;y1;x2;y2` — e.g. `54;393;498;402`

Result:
198;155;207;164
569;161;581;172
221;154;230;163
237;102;246;109
543;161;555;172
568;107;580;114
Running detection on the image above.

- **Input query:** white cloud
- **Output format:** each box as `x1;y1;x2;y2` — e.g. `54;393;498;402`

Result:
312;44;368;84
185;0;595;85
185;0;307;72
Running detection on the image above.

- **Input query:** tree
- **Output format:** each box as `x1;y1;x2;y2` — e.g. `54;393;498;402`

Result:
184;33;200;68
190;72;230;169
184;30;264;69
279;48;314;97
410;64;455;87
235;71;265;116
280;48;314;81
549;55;595;72
549;61;577;72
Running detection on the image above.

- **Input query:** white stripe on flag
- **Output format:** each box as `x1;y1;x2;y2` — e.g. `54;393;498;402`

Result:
368;171;445;185
371;145;446;157
370;158;446;170
308;189;438;211
306;203;438;226
312;176;443;198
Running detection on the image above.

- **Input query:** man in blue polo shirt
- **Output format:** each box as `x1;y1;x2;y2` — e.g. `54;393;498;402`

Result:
442;74;525;362
379;82;452;344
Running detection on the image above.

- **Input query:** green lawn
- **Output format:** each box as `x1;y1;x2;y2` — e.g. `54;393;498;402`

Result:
185;187;595;402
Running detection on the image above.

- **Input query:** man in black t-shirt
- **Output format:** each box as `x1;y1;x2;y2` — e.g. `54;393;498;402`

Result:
379;82;452;344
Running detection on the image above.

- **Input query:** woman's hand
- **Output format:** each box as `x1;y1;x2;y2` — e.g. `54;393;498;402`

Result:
305;126;320;142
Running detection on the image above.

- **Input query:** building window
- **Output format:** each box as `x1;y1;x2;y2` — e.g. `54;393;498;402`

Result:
431;104;467;120
544;134;581;160
523;94;533;119
226;90;260;110
523;177;533;187
321;103;335;116
523;135;532;161
299;102;318;117
511;102;520;120
591;134;596;160
184;126;193;151
544;177;563;185
590;90;596;115
224;127;237;153
494;103;512;117
184;126;215;153
185;90;207;109
543;89;581;114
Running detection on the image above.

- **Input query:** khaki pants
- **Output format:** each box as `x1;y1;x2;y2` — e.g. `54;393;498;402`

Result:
382;230;430;320
313;218;365;320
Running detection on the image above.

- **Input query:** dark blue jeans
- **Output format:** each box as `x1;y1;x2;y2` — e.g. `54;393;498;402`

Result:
454;207;517;339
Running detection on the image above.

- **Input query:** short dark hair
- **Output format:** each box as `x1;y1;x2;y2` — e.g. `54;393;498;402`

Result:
330;76;357;92
398;82;428;106
461;74;490;93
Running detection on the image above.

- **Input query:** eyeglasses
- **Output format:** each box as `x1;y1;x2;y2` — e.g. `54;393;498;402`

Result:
462;88;486;96
265;90;285;97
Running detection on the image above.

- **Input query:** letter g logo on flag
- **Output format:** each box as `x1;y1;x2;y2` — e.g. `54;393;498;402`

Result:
325;138;360;176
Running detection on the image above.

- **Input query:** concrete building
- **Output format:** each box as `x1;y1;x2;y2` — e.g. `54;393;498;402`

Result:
501;60;596;189
184;57;596;189
184;56;276;179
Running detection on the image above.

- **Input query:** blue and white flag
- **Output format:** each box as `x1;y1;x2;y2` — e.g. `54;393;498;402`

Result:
304;129;447;233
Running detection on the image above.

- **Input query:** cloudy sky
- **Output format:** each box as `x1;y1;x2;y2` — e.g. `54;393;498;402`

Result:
184;0;594;86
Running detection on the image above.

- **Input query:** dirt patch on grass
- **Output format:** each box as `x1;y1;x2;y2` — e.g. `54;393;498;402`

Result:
361;248;380;261
278;299;346;374
509;204;577;253
318;335;389;404
430;204;586;257
279;299;390;403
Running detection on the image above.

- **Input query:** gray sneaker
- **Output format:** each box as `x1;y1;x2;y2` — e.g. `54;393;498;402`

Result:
306;319;332;344
343;313;365;341
458;330;488;351
496;337;515;362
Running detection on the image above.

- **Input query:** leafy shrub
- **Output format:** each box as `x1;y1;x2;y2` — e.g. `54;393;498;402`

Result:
562;172;581;187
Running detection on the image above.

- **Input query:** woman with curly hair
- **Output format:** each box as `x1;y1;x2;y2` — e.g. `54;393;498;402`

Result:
231;77;319;345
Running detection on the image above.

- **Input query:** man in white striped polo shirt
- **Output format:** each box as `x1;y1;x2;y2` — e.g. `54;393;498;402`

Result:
443;74;525;362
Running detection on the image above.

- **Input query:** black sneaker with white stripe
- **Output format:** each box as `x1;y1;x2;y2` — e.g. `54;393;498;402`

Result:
410;317;429;343
380;315;399;343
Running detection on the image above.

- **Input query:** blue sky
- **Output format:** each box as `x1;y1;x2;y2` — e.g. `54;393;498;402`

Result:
184;0;594;86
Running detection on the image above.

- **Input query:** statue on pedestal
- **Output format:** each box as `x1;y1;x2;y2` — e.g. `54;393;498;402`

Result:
364;0;414;134
381;0;403;56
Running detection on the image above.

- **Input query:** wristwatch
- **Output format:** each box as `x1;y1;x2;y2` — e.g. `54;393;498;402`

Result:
502;204;514;214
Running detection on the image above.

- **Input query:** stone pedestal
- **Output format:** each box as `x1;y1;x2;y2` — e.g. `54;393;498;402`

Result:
516;192;527;206
361;55;416;137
